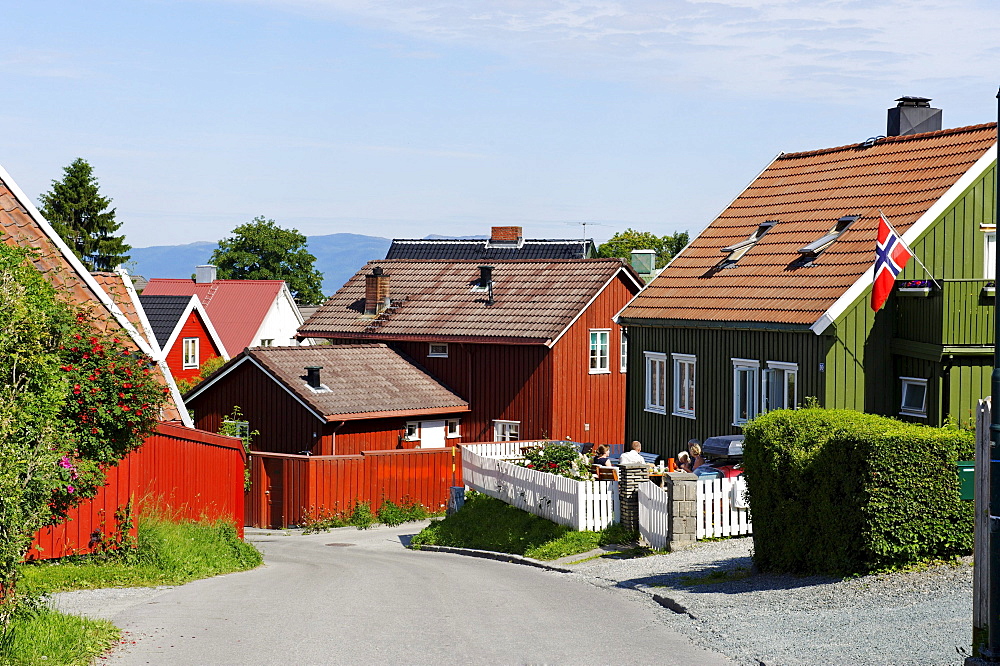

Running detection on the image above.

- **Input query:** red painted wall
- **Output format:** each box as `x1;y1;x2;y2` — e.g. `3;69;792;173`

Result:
166;310;224;382
29;422;246;560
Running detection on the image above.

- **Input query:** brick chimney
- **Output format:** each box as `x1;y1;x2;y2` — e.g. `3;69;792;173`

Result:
364;267;390;315
491;226;522;243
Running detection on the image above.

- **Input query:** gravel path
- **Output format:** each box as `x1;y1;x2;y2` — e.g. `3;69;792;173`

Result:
569;537;973;666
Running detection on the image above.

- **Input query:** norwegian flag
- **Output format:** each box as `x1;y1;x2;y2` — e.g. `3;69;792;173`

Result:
871;214;913;311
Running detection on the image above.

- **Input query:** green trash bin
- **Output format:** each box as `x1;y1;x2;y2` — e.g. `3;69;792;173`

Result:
957;461;975;501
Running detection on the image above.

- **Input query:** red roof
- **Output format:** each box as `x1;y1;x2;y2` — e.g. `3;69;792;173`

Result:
619;123;997;327
142;279;286;354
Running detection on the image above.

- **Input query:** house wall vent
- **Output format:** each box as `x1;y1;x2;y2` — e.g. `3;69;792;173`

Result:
887;96;941;136
195;265;217;284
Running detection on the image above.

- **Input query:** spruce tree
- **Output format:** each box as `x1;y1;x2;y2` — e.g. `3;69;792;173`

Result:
38;158;131;271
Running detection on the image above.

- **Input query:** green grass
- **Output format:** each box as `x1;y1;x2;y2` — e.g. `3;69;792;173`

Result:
19;512;262;595
409;492;638;561
1;607;119;666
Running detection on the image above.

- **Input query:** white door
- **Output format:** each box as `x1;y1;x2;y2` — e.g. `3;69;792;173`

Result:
419;420;446;448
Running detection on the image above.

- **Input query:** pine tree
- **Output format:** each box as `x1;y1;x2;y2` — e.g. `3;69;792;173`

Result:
38;158;131;271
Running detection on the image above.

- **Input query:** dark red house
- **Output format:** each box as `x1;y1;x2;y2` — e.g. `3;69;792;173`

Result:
184;344;470;455
298;259;644;445
139;294;229;382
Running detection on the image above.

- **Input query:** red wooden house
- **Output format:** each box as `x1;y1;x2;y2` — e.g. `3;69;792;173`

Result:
139;294;229;382
298;259;644;445
184;344;470;455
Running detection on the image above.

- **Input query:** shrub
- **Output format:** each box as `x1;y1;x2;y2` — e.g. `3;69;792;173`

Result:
743;408;974;575
517;443;590;480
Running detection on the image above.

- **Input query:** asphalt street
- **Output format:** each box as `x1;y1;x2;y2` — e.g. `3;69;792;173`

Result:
64;523;732;665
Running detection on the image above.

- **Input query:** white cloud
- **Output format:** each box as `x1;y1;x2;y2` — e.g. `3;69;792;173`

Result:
220;0;1000;98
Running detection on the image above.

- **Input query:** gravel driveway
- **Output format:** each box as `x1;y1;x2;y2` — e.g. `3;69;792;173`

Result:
569;537;972;666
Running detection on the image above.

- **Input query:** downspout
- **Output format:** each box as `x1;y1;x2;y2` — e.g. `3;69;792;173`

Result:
326;421;345;456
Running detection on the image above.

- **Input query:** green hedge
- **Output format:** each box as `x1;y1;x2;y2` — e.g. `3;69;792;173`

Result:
743;409;973;575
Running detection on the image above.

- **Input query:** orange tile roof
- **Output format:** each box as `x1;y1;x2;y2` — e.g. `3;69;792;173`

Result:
619;123;997;327
300;259;640;344
142;279;287;355
0;171;186;422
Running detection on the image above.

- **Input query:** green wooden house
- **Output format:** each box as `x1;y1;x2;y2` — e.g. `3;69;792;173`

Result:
618;105;997;458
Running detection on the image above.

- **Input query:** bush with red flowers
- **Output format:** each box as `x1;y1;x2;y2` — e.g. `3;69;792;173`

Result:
517;443;591;480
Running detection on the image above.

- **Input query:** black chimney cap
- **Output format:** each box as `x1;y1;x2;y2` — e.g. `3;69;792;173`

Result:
305;365;323;389
372;266;384;276
895;96;932;107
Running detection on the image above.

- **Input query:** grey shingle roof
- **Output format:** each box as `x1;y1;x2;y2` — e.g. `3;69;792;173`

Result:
138;294;194;348
385;238;595;261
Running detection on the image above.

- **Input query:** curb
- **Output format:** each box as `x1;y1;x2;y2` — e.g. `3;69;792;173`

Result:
413;545;574;573
634;583;697;619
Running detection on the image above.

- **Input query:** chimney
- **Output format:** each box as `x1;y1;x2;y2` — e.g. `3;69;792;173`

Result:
364;266;390;315
195;265;217;284
305;366;322;389
490;226;522;243
887;96;941;137
479;265;494;305
630;249;656;275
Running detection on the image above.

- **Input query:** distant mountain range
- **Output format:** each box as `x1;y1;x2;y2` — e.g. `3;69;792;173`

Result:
127;233;392;298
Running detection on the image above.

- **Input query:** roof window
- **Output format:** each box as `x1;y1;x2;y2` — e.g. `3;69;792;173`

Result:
718;220;777;268
797;215;859;264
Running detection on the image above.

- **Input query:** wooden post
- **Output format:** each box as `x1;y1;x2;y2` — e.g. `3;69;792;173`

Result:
975;397;992;656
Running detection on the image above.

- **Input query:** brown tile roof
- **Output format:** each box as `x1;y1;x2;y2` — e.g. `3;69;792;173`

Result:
92;272;150;346
232;344;469;420
619;123;997;327
299;259;640;344
0;170;186;423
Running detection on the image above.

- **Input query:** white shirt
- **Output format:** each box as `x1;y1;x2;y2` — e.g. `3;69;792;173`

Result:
619;450;645;465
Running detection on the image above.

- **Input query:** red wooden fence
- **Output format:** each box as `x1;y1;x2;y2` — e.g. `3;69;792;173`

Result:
28;422;247;560
247;447;462;528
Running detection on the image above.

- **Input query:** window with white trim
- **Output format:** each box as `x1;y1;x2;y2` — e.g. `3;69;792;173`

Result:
182;337;199;369
644;352;667;414
589;329;610;373
900;377;928;418
762;361;798;412
428;343;449;358
732;359;760;426
620;333;628;373
404;422;420;441
259;339;274;347
986;232;996;279
447;419;461;438
671;353;696;419
494;420;520;442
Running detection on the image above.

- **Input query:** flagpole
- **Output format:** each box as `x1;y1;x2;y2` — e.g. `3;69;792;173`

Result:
877;209;942;290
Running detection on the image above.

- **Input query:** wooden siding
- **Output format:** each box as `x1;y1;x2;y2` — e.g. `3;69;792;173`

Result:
895;281;994;346
246;448;460;528
166;310;224;382
188;360;322;454
624;325;825;461
30;423;246;559
945;357;992;428
393;341;553;443
823;291;891;414
549;274;636;444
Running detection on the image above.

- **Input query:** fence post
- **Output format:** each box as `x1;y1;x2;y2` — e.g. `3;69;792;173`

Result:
666;471;698;550
618;464;650;532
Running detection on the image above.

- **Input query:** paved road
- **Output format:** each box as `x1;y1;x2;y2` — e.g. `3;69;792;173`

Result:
69;523;731;665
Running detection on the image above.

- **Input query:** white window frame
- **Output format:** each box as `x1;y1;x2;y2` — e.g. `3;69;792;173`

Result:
259;339;274;347
182;337;199;369
589;329;611;374
732;359;760;426
404;422;420;441
762;361;798;413
671;353;696;419
620;333;628;373
494;420;520;442
446;419;461;438
428;343;449;358
900;377;929;418
644;352;667;414
986;232;996;280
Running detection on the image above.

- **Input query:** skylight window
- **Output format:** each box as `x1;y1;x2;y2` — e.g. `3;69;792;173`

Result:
798;215;860;259
718;220;777;268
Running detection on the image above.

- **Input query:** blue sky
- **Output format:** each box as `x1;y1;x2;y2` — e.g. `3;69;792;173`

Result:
2;0;998;248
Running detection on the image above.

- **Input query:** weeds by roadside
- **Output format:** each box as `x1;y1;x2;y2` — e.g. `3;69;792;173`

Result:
301;498;436;534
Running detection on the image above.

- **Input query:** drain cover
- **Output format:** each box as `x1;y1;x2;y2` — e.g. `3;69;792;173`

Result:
325;543;355;547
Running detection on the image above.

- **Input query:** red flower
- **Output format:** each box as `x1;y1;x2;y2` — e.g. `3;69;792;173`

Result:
72;384;81;394
123;383;132;389
90;428;98;434
60;365;73;372
548;462;557;468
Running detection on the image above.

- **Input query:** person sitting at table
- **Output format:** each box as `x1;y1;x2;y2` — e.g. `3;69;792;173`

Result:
619;440;646;465
677;450;692;472
687;440;705;472
592;444;611;466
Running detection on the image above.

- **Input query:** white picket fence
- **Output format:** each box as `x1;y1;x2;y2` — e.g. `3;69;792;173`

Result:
697;476;752;539
638;482;672;550
461;444;619;531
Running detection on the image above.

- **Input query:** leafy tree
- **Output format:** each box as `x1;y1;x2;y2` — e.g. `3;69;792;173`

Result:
38;158;130;271
597;228;690;269
0;244;165;625
209;217;325;305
